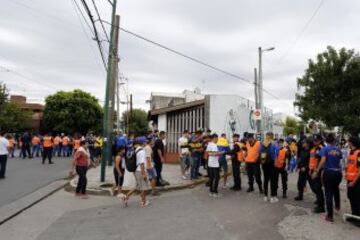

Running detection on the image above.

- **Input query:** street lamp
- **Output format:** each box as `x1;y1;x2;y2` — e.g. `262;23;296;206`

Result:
258;46;275;139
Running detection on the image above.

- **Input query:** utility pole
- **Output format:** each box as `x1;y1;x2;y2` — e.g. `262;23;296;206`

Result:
116;78;120;133
254;68;261;135
258;47;263;139
101;0;119;182
258;46;275;140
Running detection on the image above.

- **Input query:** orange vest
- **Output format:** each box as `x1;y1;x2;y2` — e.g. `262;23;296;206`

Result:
43;136;53;148
275;147;288;168
346;149;360;181
245;141;260;163
8;139;15;148
32;137;40;145
309;145;322;170
54;136;60;145
74;140;81;150
63;137;69;145
235;142;245;162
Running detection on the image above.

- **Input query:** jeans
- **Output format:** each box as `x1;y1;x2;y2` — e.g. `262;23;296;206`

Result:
190;155;201;180
53;145;61;157
246;162;262;191
348;180;360;217
62;145;70;157
208;167;220;193
323;170;342;219
0;155;7;178
76;166;88;194
32;144;41;157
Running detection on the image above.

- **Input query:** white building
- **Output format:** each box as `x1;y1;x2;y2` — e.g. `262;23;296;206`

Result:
149;91;284;162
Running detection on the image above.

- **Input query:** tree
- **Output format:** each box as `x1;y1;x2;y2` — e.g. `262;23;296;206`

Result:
121;109;149;135
0;103;32;132
0;83;32;132
43;89;103;134
295;46;360;135
282;117;299;136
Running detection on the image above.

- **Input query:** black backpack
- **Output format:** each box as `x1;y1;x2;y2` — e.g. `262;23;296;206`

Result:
125;148;142;172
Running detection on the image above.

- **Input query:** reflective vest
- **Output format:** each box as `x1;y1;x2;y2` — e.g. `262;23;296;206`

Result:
245;141;260;163
63;137;69;145
235;142;245;162
54;136;60;145
8;139;15;148
32;137;40;145
43;136;53;148
275;147;287;168
74;140;81;150
309;145;322;170
346;149;360;181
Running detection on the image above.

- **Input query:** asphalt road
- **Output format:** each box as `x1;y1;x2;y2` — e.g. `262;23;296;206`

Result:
0;152;71;207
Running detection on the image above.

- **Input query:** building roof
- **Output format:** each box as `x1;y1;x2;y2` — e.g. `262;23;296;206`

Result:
150;99;205;116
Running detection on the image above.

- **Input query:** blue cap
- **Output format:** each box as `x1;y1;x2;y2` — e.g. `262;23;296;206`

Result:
135;136;147;145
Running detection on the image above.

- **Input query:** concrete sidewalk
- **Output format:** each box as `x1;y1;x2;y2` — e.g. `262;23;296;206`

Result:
68;163;212;195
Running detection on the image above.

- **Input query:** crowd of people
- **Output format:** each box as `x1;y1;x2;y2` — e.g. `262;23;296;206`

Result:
0;128;359;226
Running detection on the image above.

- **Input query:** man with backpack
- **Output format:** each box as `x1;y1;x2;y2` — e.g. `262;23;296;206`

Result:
123;137;149;208
260;132;279;203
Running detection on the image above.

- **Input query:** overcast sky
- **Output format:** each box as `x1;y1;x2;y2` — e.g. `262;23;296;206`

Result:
1;0;360;116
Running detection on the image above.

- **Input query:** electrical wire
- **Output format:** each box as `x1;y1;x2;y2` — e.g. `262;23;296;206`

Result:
277;0;325;64
91;0;110;43
102;20;293;108
79;0;108;70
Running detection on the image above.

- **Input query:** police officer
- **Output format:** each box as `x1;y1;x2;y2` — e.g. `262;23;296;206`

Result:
308;134;325;213
312;133;342;223
345;136;360;225
230;134;246;191
244;133;263;193
294;138;311;201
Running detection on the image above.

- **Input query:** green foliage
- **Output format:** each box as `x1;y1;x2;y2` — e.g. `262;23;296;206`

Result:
295;46;360;135
121;109;149;135
282;117;299;136
0;83;32;132
0;103;32;132
0;82;9;111
43;89;103;134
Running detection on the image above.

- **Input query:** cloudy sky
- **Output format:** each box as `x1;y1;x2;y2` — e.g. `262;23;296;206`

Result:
1;0;359;116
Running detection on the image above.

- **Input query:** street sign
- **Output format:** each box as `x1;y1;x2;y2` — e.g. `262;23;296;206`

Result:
254;109;262;120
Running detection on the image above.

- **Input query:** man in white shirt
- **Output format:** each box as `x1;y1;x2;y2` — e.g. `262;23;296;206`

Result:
206;134;224;197
178;130;190;179
0;131;10;179
123;137;149;207
145;137;159;196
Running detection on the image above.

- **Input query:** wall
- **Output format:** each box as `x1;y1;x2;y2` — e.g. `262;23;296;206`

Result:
208;95;275;138
157;114;167;132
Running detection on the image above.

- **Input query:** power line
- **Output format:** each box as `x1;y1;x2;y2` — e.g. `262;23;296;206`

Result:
277;0;325;64
91;0;110;43
78;0;108;70
102;20;293;109
72;0;95;35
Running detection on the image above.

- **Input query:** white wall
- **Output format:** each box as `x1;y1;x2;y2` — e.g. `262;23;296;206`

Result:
208;95;274;138
157;114;167;132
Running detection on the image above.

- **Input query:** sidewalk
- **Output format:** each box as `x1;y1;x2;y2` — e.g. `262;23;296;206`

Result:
68;163;212;195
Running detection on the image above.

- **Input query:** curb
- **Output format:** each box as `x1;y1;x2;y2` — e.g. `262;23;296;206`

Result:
0;179;68;225
65;171;233;196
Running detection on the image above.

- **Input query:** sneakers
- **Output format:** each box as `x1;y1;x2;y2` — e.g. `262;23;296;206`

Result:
212;193;222;198
263;196;269;202
230;186;241;191
323;215;334;223
270;197;279;203
141;200;150;208
181;175;187;180
221;184;228;189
